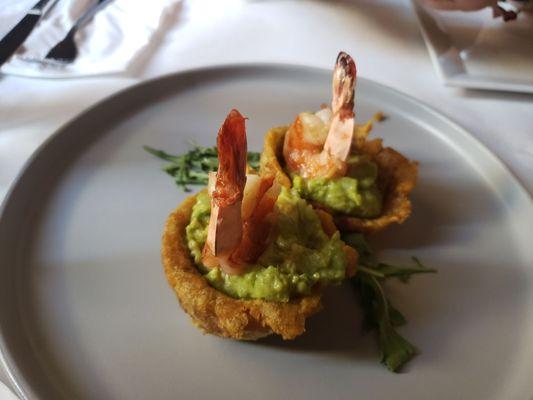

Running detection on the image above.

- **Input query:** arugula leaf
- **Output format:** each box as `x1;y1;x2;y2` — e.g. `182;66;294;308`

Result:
343;233;435;282
345;232;436;372
353;272;416;372
388;301;407;327
144;145;261;191
246;151;261;168
373;257;436;283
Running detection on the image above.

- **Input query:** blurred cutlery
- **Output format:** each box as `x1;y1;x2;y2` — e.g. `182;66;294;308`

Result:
45;0;113;63
0;0;57;67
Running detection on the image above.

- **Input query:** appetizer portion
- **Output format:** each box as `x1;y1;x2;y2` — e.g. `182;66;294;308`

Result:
260;52;418;234
162;109;357;340
147;65;436;372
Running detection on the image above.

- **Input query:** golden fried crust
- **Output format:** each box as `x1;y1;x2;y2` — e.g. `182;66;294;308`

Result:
259;127;292;188
161;192;323;341
259;125;419;235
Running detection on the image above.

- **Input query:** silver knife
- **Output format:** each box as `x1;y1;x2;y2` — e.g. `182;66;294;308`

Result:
0;0;56;67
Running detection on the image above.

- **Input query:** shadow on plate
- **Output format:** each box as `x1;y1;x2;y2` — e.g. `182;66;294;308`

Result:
251;284;379;364
371;170;508;251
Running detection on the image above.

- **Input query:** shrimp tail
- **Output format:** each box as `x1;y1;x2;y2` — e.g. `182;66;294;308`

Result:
331;51;356;116
212;109;248;208
323;51;357;171
205;109;248;263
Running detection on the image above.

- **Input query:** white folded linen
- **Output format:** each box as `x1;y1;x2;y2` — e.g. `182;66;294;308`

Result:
0;0;181;78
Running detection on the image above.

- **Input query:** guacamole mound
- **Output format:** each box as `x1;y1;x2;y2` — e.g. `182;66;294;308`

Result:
292;155;383;218
185;188;347;302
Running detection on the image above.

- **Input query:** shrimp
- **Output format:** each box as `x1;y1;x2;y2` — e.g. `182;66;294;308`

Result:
283;51;356;179
202;109;280;275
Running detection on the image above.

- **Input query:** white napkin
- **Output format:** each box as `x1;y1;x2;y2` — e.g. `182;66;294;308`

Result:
0;0;181;78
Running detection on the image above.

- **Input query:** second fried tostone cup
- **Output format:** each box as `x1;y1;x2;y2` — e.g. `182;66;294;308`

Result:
259;120;419;235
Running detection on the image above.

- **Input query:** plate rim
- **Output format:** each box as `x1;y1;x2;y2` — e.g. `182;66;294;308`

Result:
0;62;531;399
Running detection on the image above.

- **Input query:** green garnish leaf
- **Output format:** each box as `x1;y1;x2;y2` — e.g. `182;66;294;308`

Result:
353;273;416;372
372;257;437;283
144;145;261;192
388;301;407;327
143;146;180;162
346;232;436;372
343;233;436;282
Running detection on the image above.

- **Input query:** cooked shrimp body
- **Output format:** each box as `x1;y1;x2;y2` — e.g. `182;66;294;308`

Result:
283;51;357;179
231;174;280;266
202;109;280;275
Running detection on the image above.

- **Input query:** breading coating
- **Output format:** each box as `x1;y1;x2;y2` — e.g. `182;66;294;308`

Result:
162;192;323;340
259;121;418;234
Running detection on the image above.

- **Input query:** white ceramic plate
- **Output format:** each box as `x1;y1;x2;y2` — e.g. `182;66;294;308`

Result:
0;65;532;400
413;1;533;93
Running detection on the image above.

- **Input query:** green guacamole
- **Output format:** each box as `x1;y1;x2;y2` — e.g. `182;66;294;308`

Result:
185;188;347;302
292;155;383;218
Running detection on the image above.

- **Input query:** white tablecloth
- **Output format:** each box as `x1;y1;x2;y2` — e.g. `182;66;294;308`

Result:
0;0;531;393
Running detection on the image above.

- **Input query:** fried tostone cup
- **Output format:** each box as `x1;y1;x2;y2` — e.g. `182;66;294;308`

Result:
259;120;419;235
161;192;324;341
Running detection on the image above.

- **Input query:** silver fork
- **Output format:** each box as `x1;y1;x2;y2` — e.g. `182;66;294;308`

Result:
45;0;112;63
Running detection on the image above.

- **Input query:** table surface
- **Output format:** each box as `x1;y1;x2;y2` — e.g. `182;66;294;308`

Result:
0;0;532;393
